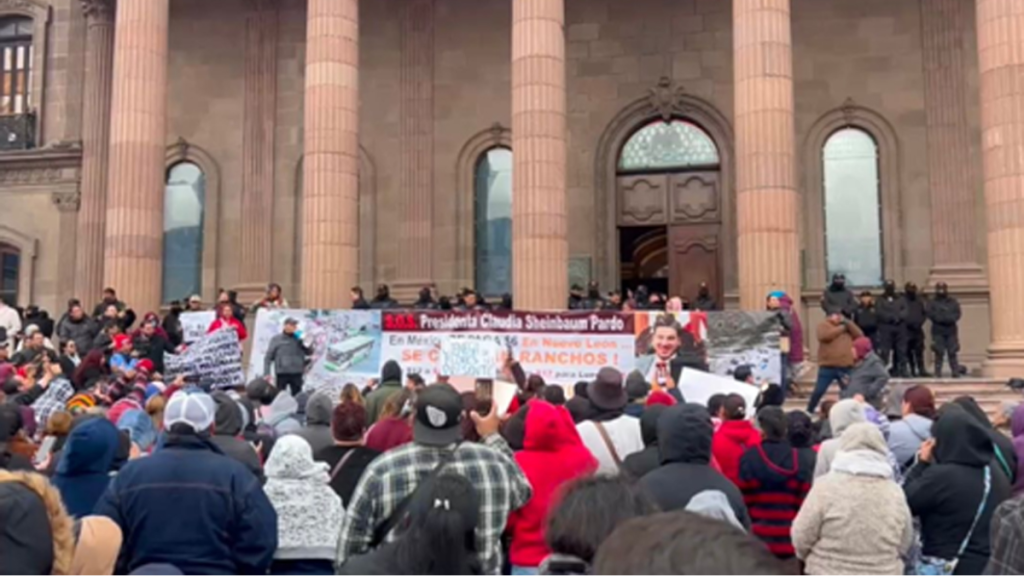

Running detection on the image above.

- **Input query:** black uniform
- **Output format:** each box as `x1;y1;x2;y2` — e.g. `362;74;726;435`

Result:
821;282;857;318
927;291;962;378
853;302;879;350
902;290;929;377
694;284;717;311
876;285;908;377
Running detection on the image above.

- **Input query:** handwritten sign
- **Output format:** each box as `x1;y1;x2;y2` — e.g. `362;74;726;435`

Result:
164;329;245;390
439;336;499;378
678;368;759;416
179;311;216;345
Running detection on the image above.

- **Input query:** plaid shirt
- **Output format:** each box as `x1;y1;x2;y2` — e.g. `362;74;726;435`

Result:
986;497;1024;575
337;434;531;574
30;376;74;432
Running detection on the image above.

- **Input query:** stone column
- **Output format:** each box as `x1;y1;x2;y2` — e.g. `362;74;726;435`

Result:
733;0;799;308
103;0;169;311
236;0;279;303
977;0;1024;376
301;0;359;308
393;0;435;302
75;0;116;304
922;0;986;287
512;0;567;310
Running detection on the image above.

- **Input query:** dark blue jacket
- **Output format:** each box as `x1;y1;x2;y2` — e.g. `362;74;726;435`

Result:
52;417;119;517
93;432;278;575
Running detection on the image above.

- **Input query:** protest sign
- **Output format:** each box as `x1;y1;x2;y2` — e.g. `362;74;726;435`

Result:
492;380;518;417
179;311;216;345
439;336;499;378
164;329;245;390
678;368;760;413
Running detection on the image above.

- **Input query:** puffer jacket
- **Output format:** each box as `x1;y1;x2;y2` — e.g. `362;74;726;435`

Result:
263;333;310;376
57;316;99;355
842;352;889;409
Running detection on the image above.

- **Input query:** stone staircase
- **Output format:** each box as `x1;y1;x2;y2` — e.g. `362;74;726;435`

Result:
783;377;1021;419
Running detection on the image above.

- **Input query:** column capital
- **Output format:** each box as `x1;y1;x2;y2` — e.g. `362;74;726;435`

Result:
81;0;115;22
52;190;80;212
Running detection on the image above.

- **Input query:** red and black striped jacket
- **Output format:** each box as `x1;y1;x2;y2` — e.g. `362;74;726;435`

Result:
737;441;816;558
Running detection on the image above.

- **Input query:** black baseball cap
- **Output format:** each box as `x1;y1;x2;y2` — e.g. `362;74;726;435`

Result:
413;384;463;447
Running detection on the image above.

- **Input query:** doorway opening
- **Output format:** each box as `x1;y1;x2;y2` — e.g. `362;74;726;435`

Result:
615;118;723;305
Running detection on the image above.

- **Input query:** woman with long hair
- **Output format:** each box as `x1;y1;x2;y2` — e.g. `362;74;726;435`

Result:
339;474;482;575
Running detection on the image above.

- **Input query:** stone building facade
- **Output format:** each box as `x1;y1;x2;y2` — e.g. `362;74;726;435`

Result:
1;0;1022;375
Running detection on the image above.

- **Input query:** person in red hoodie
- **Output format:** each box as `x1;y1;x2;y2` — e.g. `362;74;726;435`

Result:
507;400;597;574
207;303;248;342
712;393;761;486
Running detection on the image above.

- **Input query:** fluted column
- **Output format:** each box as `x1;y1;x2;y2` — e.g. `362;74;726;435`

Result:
733;0;799;308
512;0;567;310
103;0;169;311
922;0;986;287
393;0;435;302
75;0;116;304
237;0;279;301
978;0;1024;375
301;0;359;308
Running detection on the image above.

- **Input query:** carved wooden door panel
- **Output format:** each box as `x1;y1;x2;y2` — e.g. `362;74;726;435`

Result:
669;172;720;225
669;223;721;305
617;174;668;227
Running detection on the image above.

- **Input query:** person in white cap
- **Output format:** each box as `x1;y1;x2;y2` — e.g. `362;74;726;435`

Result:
94;391;278;575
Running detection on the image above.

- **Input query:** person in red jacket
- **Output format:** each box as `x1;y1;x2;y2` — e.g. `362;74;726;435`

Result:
712;393;761;486
207;303;248;342
507;400;597;574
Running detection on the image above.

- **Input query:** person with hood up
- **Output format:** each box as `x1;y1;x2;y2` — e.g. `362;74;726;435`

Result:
507;401;598;573
365;360;404;425
902;282;930;377
820;273;857;318
265;390;302;437
52;417;120;517
888;384;936;469
711;393;761;486
792;423;913;575
210;392;264;481
1011;403;1024;496
842;336;889;409
953;396;1018;485
639;403;750;529
94;391;277;574
813;398;866;479
622;371;649;418
575;368;644;476
294;390;335;454
263;435;344;575
370;284;399;310
207;302;248;342
564;381;594;424
738;407;814;558
905;404;1012;575
0;469;75;575
622;404;668;479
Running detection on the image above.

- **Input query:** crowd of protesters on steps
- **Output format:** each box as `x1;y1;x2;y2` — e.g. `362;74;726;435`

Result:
2;275;1024;576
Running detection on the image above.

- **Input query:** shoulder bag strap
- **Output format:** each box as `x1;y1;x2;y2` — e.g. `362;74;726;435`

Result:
593;421;623;470
371;445;459;546
955;466;991;562
329;449;358;483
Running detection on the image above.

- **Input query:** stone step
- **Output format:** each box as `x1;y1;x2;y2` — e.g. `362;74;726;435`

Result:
783;378;1021;419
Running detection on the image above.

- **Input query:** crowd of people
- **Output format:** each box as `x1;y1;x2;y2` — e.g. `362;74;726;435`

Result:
0;278;1016;576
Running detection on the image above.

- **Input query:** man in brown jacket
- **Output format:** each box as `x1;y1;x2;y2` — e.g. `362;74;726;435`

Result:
807;311;864;412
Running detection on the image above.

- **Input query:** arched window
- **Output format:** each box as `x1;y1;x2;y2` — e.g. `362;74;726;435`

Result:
0;242;18;306
0;16;32;116
163;162;206;302
618;119;719;172
474;147;512;296
823;128;883;287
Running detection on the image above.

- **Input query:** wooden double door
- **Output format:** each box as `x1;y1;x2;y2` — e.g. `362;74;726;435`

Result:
618;171;721;305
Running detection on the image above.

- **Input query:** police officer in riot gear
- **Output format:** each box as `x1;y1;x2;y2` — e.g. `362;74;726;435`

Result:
902;282;930;377
876;280;908;377
927;282;962;378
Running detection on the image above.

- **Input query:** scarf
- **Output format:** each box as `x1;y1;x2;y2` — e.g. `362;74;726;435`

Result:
831;449;894;479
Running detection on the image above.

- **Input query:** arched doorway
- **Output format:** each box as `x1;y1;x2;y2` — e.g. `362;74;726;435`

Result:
616;118;723;304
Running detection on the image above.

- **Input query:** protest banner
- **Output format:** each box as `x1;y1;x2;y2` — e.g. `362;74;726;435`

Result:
164;329;245;390
179;311;216;345
439;336;500;378
246;309;780;393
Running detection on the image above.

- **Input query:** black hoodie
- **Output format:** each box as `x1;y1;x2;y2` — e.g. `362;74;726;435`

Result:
904;405;1012;575
0;481;55;574
638;403;750;527
623;405;667;479
953;396;1018;485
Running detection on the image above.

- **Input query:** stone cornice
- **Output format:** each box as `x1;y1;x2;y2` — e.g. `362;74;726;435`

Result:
80;0;115;22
